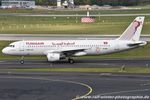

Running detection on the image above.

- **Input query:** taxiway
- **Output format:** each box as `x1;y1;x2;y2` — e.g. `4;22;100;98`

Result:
0;34;149;41
0;58;150;69
0;72;150;100
0;13;150;17
0;58;150;100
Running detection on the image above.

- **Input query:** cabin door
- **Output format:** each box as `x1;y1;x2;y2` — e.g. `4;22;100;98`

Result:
19;41;25;55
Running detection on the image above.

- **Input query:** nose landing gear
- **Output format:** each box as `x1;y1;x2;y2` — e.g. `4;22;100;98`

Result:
20;60;24;64
20;56;24;64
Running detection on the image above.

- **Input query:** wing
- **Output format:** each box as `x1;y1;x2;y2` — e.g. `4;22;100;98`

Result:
44;48;88;57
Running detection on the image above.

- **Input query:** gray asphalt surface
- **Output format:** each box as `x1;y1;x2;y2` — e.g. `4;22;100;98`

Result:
0;13;150;17
0;72;150;100
0;58;150;68
0;34;149;41
0;58;150;100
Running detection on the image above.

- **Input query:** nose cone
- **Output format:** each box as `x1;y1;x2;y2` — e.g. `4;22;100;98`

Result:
2;48;8;54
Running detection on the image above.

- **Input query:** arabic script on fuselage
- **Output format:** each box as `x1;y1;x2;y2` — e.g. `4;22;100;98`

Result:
52;42;75;45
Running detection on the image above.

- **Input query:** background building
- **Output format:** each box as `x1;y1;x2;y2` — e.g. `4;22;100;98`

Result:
1;0;35;8
57;0;61;7
62;0;75;8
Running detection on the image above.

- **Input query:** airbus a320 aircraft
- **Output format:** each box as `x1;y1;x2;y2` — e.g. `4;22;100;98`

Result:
2;16;147;64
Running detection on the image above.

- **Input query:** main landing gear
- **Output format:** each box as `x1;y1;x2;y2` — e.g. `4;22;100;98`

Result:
20;56;24;64
68;58;75;64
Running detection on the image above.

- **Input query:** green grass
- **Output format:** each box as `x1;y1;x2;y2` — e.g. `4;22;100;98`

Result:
0;8;149;14
129;5;150;9
0;16;150;34
0;41;150;60
2;67;150;74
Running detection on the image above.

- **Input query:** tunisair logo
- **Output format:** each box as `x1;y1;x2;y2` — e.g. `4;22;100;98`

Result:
119;20;142;40
133;20;141;35
26;42;44;45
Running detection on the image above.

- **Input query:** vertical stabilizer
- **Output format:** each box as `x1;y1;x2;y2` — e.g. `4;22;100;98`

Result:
117;16;145;41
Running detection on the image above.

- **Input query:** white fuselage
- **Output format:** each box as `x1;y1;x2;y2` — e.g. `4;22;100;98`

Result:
2;40;142;56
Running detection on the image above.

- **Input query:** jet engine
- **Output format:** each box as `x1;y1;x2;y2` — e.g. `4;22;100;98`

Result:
47;53;60;62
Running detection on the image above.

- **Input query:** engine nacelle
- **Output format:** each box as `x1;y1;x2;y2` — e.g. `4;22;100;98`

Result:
74;52;87;56
47;53;60;62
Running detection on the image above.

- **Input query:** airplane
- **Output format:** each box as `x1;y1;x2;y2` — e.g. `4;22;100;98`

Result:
2;16;147;64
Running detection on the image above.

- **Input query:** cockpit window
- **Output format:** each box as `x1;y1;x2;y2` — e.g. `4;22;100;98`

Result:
9;45;15;47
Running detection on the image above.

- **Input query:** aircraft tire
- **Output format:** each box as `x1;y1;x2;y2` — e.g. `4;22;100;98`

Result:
20;60;24;64
68;59;74;64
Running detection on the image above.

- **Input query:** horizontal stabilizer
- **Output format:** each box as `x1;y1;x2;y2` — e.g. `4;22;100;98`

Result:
127;41;147;47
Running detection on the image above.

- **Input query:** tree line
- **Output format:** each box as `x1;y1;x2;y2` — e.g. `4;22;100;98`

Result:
0;0;150;6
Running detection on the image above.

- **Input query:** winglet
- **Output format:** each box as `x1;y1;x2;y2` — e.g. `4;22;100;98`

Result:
117;16;145;41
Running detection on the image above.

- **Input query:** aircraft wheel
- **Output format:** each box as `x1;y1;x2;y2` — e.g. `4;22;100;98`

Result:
20;60;24;64
68;59;74;64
